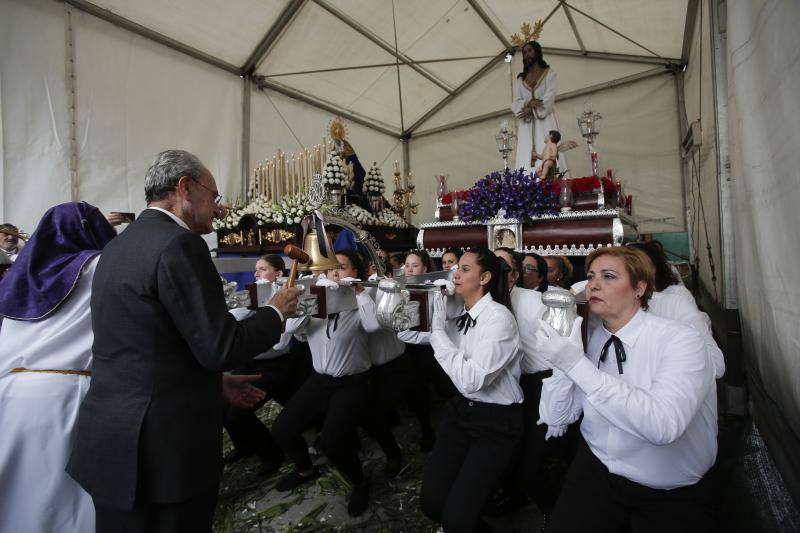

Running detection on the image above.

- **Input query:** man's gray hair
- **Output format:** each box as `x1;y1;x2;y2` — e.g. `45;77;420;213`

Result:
144;150;205;203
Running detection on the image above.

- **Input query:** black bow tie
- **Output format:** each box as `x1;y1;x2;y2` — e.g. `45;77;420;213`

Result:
326;313;340;339
456;312;477;334
599;335;626;374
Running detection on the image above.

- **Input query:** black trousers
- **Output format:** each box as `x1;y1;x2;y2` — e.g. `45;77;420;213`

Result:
94;488;217;533
514;370;564;513
362;351;432;457
222;344;312;460
546;440;715;533
271;370;370;484
421;396;523;533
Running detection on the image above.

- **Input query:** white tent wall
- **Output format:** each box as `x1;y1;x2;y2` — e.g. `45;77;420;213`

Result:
409;72;683;235
249;85;401;194
0;0;72;234
71;8;243;215
682;0;723;303
727;0;800;505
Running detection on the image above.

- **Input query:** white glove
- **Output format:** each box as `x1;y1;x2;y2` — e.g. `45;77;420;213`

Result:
368;273;379;281
534;317;585;372
339;277;361;286
536;418;568;440
431;290;447;332
315;278;339;290
432;278;455;295
545;424;568;440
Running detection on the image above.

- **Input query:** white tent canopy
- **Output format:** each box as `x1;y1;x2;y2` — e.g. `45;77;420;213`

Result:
1;0;690;233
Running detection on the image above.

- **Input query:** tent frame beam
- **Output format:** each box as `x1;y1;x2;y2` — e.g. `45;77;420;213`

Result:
241;0;306;75
311;0;453;94
563;1;662;59
560;1;587;55
681;0;701;65
403;52;507;137
254;78;399;138
61;0;241;75
544;47;678;66
464;0;512;50
412;66;671;138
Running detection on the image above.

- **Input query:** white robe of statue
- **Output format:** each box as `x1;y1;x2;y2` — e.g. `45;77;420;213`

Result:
511;69;568;176
0;256;98;533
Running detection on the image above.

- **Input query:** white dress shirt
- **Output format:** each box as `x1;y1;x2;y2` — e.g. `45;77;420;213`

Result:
648;292;724;378
429;292;523;405
539;309;717;489
509;285;549;374
662;282;695;305
285;291;380;377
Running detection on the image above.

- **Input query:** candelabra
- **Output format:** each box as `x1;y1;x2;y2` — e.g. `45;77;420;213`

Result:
577;107;604;195
391;161;418;224
494;120;517;171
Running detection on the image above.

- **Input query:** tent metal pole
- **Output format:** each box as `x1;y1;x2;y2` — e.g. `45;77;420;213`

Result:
543;47;678;66
262;55;499;78
61;0;240;75
681;0;701;66
709;0;736;309
404;52;507;137
312;0;453;94
413;66;671;138
241;0;306;75
674;71;692;266
562;1;662;59
464;0;512;50
255;78;399;138
560;1;587;55
241;77;252;200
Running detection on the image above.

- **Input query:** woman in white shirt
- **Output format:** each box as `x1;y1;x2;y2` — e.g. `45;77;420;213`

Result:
420;248;524;533
271;250;380;517
223;254;312;478
537;246;717;533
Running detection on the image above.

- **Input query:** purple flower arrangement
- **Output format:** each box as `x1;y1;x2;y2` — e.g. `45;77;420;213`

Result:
460;168;558;223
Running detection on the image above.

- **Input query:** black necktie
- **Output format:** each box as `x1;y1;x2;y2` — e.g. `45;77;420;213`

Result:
456;312;476;334
599;335;626;374
326;313;340;339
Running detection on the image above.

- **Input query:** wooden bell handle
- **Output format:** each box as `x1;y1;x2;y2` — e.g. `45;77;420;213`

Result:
284;244;310;288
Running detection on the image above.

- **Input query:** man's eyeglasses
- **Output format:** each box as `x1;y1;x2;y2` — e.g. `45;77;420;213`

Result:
191;178;222;205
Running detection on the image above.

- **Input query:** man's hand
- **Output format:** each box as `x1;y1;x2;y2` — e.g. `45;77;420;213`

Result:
530;98;543;109
515;107;533;121
268;286;301;318
222;374;265;409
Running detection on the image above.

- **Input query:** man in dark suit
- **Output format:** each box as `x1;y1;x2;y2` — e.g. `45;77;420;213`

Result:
67;149;300;532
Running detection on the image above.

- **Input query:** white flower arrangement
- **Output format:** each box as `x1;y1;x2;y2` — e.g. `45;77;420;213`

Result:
212;192;312;231
375;208;409;228
364;162;385;195
345;204;378;226
321;151;348;190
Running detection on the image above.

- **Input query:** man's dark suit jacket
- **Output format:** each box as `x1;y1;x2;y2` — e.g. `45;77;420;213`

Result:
67;209;283;510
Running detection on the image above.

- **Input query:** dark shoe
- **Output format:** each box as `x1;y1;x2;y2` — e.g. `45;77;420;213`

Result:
420;427;435;452
347;481;370;517
275;467;320;492
384;453;403;479
256;458;283;478
223;448;250;464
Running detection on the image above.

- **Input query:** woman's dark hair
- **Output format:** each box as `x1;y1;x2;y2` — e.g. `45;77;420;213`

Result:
466;247;511;309
443;247;463;260
335;249;367;280
524;252;549;293
627;241;679;292
259;254;286;276
406;249;436;273
389;253;405;269
516;40;549;79
495;247;524;288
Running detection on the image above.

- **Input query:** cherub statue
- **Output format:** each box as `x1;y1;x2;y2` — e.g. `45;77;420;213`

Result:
531;130;578;180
